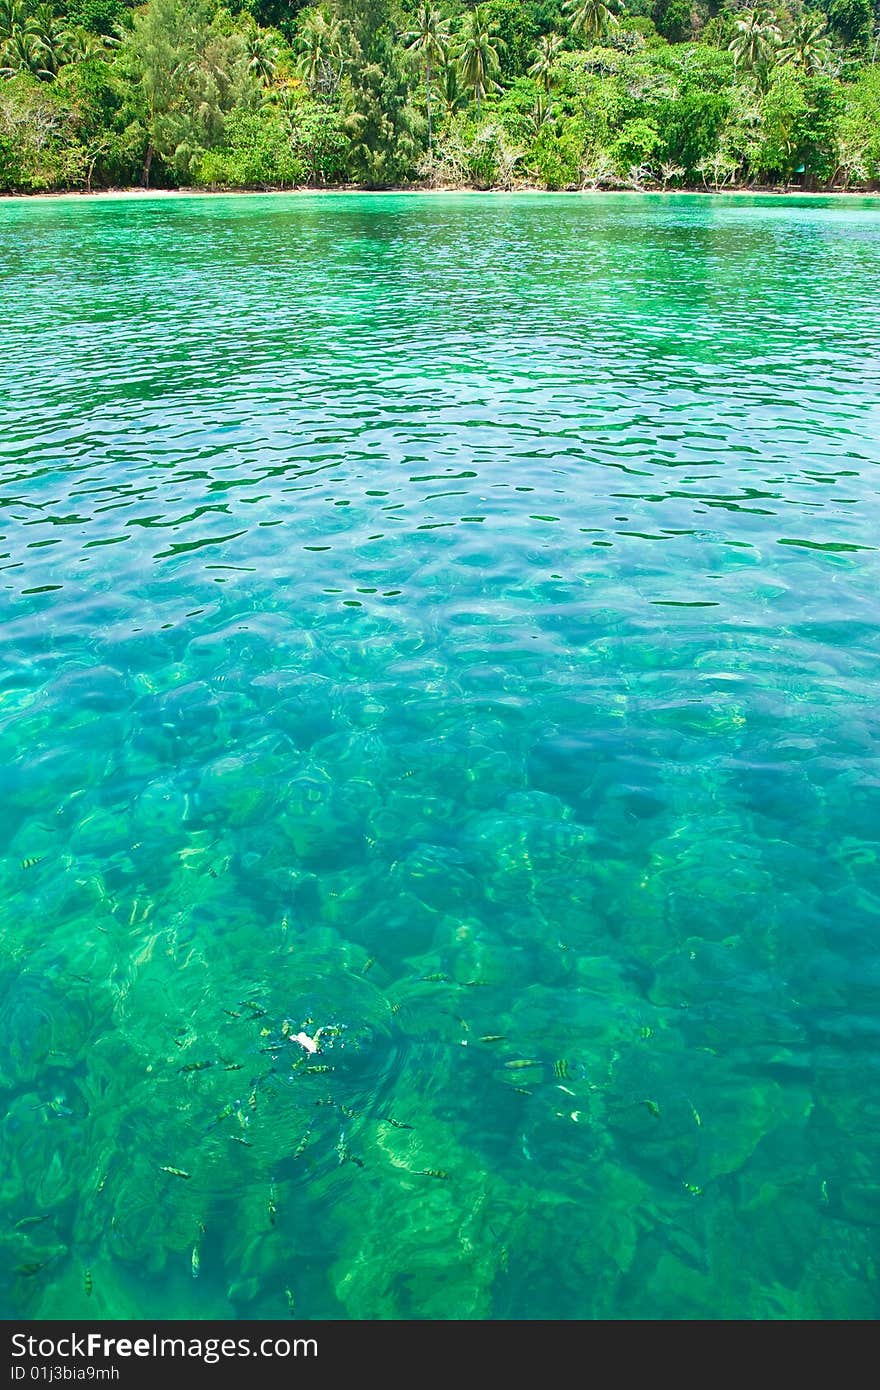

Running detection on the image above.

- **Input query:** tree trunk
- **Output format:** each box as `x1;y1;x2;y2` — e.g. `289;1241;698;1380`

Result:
141;142;153;189
426;61;432;156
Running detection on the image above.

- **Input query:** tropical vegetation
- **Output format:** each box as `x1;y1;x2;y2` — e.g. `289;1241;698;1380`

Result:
1;0;879;192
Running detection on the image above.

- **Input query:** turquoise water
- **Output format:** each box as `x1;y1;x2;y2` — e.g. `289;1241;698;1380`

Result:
1;192;879;1320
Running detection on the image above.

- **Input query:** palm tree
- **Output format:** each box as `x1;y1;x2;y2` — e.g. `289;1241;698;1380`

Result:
528;91;555;136
403;5;448;155
0;0;27;40
26;3;72;75
296;10;345;97
564;0;624;45
65;26;105;63
778;13;832;74
437;40;465;120
728;7;782;76
0;24;51;77
458;6;504;119
245;27;280;84
528;32;563;93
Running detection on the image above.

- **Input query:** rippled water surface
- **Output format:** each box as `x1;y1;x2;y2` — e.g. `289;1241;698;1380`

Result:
2;192;880;1320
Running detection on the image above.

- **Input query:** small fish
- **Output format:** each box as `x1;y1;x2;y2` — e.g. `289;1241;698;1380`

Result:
284;1288;295;1317
413;1168;448;1180
512;1086;532;1095
14;1214;50;1230
389;1002;401;1015
504;1059;541;1071
231;1135;252;1147
16;1262;46;1277
20;857;43;870
314;1097;335;1107
421;972;450;983
281;1020;291;1037
641;1100;661;1119
179;1061;213;1074
553;1059;570;1079
268;1184;277;1226
293;1130;311;1158
84;1267;93;1297
292;1031;319;1054
191;1245;200;1279
223;1009;241;1019
384;1117;412;1130
462;979;490;987
248;1091;257;1111
223;1063;243;1072
479;1035;506;1044
349;1155;365;1169
303;1064;332;1074
159;1166;191;1180
362;957;376;974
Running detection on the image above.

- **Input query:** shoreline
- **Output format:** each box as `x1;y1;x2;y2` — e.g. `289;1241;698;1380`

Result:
2;183;879;203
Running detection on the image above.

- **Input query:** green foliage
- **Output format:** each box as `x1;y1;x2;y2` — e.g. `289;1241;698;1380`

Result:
484;0;540;78
195;106;304;186
753;66;841;183
527;115;587;185
654;0;691;44
63;0;133;37
0;0;878;191
0;72;81;188
836;64;880;184
822;0;873;49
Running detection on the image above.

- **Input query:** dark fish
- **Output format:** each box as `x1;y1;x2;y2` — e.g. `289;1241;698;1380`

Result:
413;1169;448;1180
180;1061;214;1074
16;1262;46;1276
14;1215;50;1230
84;1268;93;1297
384;1118;412;1130
159;1166;191;1180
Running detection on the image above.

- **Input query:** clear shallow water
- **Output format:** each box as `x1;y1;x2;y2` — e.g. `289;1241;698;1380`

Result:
1;191;880;1320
